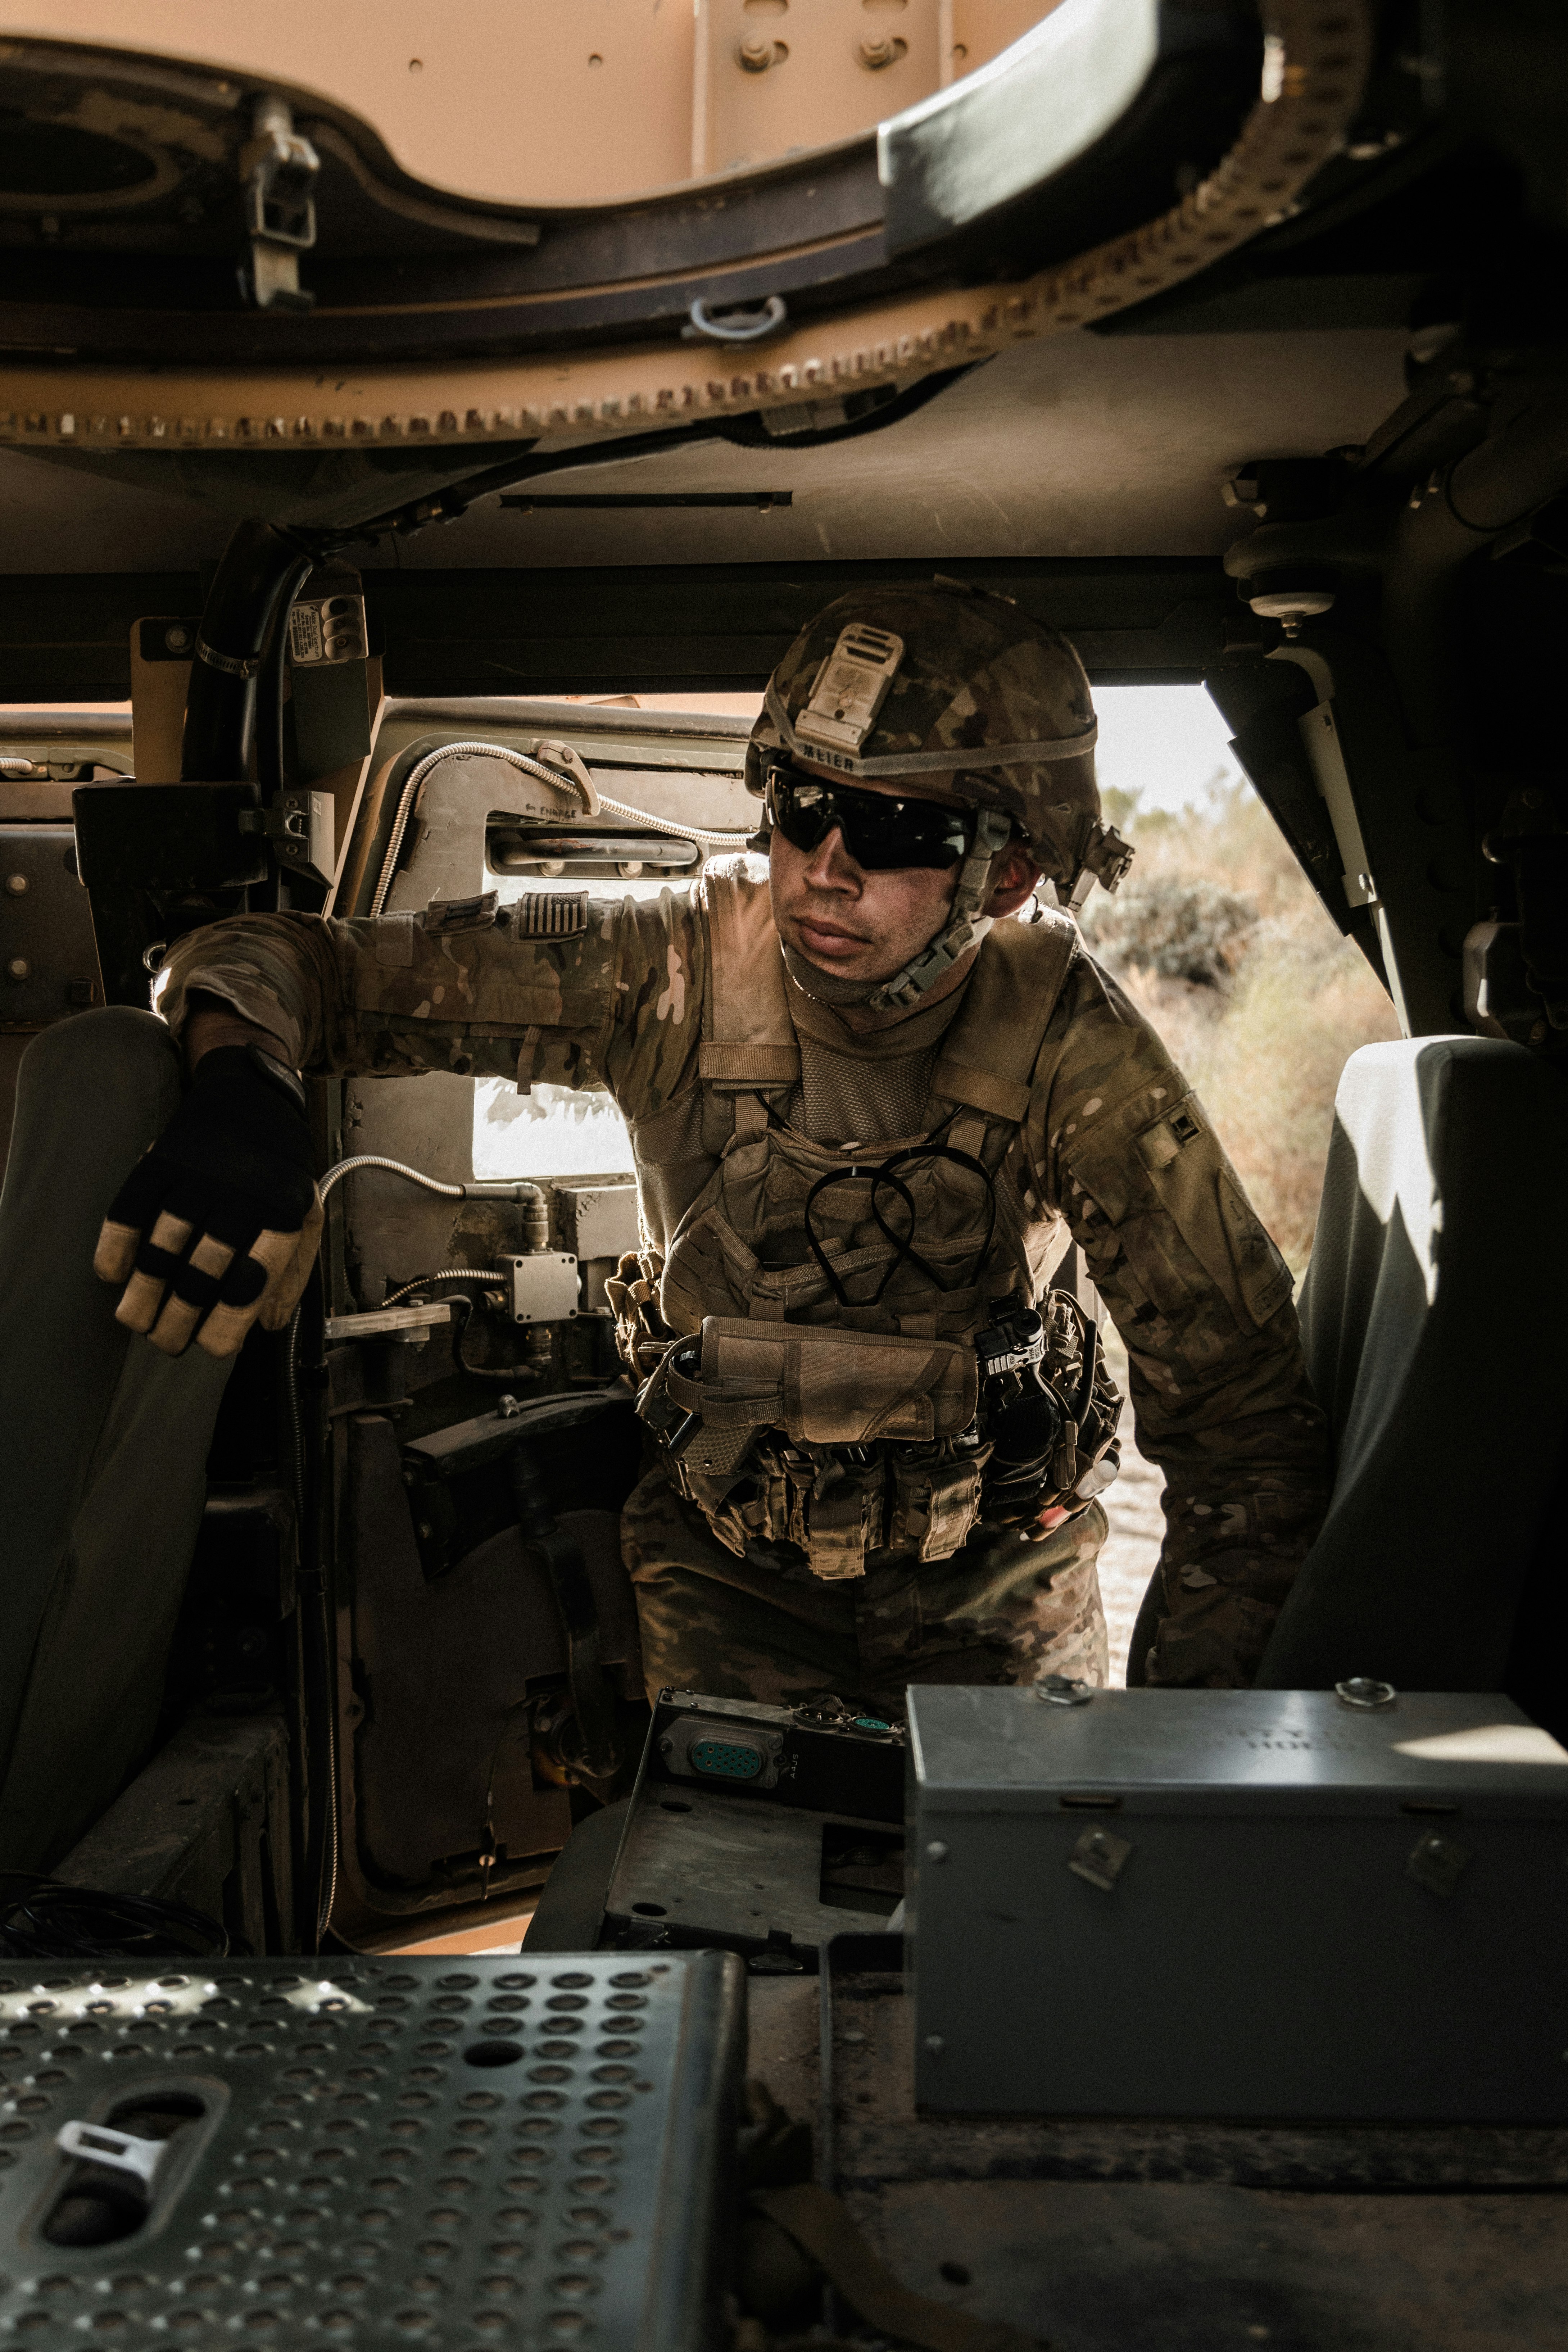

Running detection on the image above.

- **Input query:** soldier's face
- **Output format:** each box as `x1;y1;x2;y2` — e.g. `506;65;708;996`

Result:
769;763;1040;986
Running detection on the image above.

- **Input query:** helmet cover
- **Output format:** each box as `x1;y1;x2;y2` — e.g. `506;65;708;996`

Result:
748;580;1132;895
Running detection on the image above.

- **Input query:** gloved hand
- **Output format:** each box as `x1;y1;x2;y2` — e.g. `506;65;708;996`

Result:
93;1043;323;1359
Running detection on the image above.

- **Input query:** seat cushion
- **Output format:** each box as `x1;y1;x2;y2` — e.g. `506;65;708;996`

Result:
1255;1036;1568;1690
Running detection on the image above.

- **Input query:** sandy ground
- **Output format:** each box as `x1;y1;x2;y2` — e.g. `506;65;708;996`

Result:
1093;1315;1165;1686
1096;1397;1165;1687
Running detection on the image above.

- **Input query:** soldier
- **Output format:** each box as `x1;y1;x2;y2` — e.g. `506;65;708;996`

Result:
0;584;1329;1856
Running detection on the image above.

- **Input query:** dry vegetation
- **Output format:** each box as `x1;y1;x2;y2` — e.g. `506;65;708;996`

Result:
1081;775;1401;1276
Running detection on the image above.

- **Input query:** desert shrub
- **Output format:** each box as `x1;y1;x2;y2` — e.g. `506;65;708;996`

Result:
1084;874;1257;986
1086;777;1400;1275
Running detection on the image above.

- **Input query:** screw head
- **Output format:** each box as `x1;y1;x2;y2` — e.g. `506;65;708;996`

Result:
163;621;192;653
925;1840;948;1863
5;957;29;981
4;872;26;895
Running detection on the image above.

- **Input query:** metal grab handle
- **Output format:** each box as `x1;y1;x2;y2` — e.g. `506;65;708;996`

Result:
683;294;788;344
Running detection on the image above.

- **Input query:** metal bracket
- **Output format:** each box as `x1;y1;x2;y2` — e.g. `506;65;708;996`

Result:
1269;642;1412;1034
239;788;335;886
55;2119;167;2192
239;95;319;312
1066;1825;1134;1891
324;1300;453;1343
1406;1829;1471;1898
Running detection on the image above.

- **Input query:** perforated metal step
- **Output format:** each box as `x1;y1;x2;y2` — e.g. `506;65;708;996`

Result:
0;1951;743;2349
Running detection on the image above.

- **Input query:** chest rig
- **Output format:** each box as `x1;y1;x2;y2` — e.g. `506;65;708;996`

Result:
620;877;1089;1579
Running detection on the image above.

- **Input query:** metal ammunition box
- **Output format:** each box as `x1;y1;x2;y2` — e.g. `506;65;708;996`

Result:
907;1686;1568;2122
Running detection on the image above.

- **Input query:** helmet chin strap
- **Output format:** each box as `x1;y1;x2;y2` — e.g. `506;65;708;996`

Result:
782;942;883;1007
866;806;1015;1014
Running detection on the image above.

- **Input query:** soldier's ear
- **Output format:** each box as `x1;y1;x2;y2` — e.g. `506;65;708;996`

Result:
984;840;1043;918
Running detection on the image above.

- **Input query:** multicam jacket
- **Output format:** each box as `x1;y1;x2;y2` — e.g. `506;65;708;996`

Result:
157;871;1331;1687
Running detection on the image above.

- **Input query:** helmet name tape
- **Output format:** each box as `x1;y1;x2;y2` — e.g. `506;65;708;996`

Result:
796;624;905;758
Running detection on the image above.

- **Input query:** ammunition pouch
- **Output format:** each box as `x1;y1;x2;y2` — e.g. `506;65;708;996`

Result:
636;1317;996;1581
635;1295;1123;1585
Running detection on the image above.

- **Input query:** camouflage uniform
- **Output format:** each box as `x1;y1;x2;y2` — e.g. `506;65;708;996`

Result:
157;879;1331;1697
621;1469;1109;1709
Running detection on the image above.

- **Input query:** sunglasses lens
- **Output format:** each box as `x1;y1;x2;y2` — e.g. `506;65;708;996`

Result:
770;772;836;856
768;763;969;871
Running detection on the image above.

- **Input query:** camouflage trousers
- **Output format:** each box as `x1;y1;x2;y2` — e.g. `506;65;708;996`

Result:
621;1465;1110;1712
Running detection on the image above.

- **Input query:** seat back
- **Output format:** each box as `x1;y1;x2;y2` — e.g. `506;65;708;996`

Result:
1255;1037;1568;1701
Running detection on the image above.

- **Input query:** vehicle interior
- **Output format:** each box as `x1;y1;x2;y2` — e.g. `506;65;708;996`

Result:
1;3;1566;2344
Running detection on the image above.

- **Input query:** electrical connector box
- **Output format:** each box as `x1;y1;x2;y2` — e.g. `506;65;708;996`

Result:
501;1251;579;1323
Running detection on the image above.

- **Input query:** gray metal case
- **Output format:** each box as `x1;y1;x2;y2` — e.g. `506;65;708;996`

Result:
907;1687;1568;2122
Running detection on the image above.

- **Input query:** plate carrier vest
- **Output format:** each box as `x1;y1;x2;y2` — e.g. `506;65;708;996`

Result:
611;875;1111;1580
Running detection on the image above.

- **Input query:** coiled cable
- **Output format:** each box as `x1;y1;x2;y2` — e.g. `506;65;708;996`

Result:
0;1872;235;1960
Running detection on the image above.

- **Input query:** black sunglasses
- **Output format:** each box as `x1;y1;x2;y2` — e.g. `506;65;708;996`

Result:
765;757;972;873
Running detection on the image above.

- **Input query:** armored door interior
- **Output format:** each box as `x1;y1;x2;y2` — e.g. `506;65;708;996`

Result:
316;695;758;1948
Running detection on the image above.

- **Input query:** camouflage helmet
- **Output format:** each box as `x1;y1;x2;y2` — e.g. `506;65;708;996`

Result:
747;580;1133;899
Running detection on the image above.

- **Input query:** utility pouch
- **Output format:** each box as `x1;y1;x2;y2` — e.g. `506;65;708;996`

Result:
663;1317;978;1448
640;1318;983;1581
887;1444;990;1561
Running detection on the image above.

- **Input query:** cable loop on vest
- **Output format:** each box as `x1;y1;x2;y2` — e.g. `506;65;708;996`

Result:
801;1142;998;1311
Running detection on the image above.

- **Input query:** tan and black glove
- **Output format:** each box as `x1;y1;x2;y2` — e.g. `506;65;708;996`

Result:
94;1043;323;1358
